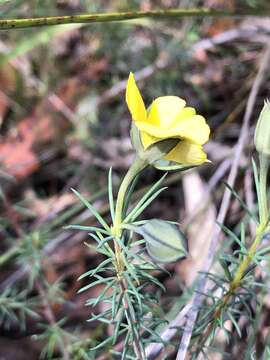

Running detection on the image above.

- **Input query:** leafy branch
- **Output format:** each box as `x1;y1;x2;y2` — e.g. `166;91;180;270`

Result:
189;109;270;357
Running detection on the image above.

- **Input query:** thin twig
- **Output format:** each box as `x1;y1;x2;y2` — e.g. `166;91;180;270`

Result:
176;41;270;360
0;9;269;30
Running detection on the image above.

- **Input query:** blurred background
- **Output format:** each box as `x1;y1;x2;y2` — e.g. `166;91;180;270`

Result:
0;0;270;359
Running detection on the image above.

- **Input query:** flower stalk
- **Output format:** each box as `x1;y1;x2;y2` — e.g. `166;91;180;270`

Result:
109;157;148;359
111;157;147;272
112;157;147;238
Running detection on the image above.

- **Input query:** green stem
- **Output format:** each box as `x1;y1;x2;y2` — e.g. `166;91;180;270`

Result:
113;156;147;237
112;158;147;359
230;222;266;290
0;8;269;30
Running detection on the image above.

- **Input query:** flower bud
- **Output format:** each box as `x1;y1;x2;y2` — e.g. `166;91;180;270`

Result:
255;100;270;156
136;219;188;263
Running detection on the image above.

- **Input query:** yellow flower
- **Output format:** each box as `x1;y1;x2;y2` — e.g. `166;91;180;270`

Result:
126;72;210;166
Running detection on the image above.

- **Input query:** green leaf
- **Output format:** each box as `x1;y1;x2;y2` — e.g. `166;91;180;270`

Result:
122;174;139;218
125;187;167;223
78;276;115;294
71;188;110;231
228;311;242;337
219;259;232;282
136;219;188;263
124;173;167;223
223;182;258;222
108;167;115;221
65;224;109;235
252;158;261;218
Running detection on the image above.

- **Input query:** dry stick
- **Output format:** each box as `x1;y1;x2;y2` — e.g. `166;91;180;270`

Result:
176;41;270;360
0;9;269;30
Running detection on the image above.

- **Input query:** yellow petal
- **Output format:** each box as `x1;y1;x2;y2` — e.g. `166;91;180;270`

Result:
148;96;186;127
173;115;210;144
135;115;210;145
173;107;196;124
126;72;147;123
140;131;160;149
164;141;207;165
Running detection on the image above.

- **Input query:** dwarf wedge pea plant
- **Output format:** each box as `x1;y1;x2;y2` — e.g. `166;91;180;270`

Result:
185;101;270;359
67;72;211;358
